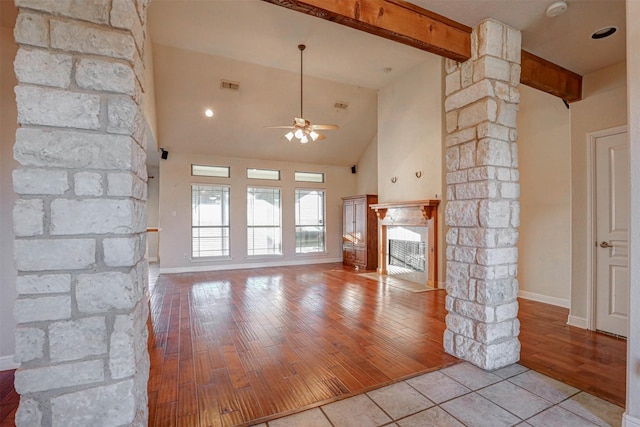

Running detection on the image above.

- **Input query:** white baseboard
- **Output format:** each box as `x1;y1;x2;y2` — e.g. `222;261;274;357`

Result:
160;257;342;274
0;355;19;371
567;315;588;329
624;413;640;427
518;290;570;308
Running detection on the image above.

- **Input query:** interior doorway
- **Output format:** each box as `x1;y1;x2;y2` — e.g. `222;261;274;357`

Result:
588;125;629;337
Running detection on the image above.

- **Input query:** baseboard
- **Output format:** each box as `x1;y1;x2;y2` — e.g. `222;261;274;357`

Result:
567;315;588;329
624;413;640;427
159;257;343;274
0;355;19;371
518;290;570;308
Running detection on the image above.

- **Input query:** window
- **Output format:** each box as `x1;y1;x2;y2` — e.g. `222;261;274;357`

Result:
247;187;282;255
247;168;280;180
191;185;230;258
295;171;324;183
192;164;230;178
295;189;325;253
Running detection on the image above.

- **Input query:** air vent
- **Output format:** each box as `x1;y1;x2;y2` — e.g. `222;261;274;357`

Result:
334;101;349;110
220;80;240;90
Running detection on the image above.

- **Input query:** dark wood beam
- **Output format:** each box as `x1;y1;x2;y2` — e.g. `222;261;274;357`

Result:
262;0;472;62
520;50;582;102
262;0;583;102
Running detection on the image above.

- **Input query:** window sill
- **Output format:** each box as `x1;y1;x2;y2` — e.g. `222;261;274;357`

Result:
190;256;232;263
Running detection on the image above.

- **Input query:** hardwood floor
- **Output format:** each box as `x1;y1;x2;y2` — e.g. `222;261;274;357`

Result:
518;298;627;407
0;263;627;426
147;264;459;426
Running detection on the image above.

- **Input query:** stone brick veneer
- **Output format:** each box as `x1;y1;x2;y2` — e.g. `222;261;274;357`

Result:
443;19;522;370
12;0;150;425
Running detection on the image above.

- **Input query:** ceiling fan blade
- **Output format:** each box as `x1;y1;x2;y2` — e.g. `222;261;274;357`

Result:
315;133;326;141
264;125;296;129
310;124;339;130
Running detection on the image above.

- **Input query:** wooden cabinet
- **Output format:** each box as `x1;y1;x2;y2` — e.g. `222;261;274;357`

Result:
342;195;378;270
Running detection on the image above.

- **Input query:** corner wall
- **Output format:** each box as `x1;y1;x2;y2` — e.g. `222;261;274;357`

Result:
570;62;627;323
517;85;571;306
0;26;18;369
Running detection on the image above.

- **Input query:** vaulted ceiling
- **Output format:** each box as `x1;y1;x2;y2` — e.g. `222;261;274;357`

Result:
148;0;626;166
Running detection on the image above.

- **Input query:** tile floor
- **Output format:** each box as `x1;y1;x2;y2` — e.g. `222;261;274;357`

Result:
252;362;624;427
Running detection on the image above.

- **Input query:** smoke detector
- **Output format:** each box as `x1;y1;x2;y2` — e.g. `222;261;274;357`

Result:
546;1;568;18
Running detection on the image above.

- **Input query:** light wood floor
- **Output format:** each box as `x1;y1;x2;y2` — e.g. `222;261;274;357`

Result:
0;263;627;426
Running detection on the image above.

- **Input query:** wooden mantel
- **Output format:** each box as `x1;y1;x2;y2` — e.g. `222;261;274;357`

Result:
370;200;440;287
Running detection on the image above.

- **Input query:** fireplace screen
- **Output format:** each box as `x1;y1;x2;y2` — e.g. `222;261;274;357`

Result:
388;239;426;272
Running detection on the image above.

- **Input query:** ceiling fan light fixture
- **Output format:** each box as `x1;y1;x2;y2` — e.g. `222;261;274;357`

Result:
309;131;319;141
294;128;304;139
285;131;294;141
301;135;309;144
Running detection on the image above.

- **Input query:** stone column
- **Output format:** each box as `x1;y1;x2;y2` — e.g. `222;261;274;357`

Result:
443;19;522;370
12;1;150;425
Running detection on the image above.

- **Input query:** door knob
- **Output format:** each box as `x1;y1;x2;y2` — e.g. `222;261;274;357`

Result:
600;241;613;248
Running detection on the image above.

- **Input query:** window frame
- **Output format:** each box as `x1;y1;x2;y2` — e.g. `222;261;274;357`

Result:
246;186;283;256
191;184;231;259
191;164;230;178
294;188;327;254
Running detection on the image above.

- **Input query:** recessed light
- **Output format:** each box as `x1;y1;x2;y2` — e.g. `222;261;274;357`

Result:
204;109;214;118
545;1;567;18
591;26;617;40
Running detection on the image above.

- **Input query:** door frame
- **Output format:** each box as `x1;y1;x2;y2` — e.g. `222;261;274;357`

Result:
585;124;628;331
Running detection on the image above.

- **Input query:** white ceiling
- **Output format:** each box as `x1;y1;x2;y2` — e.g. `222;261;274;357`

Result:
147;0;627;166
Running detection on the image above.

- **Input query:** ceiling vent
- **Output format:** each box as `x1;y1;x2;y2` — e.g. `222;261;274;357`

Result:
334;101;349;110
220;80;240;90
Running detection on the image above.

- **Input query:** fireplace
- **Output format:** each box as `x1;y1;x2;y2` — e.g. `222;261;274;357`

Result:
370;200;440;288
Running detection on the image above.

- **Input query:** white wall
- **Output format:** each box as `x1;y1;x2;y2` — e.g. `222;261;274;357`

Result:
625;0;640;421
158;152;356;272
356;135;378;195
147;166;160;261
570;62;627;322
0;27;18;368
517;85;571;306
377;58;443;203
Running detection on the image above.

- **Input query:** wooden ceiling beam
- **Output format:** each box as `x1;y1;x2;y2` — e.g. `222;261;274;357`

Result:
262;0;472;62
520;50;583;102
262;0;583;102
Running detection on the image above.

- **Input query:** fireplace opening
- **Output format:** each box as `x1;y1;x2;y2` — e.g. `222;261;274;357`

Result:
386;226;428;285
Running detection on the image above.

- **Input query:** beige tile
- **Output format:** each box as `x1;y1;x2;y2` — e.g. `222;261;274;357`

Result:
441;362;502;390
441;392;521;427
268;408;331;427
478;380;553;419
397;407;465;427
491;363;529;379
528;406;599;427
406;371;470;404
508;370;580;403
322;394;392;427
367;381;434;420
559;392;624;427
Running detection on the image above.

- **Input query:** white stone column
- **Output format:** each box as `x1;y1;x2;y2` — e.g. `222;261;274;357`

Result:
12;1;150;425
443;19;522;370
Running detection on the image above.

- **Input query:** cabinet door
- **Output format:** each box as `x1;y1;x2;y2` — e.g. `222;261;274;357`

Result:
343;200;355;243
353;198;367;246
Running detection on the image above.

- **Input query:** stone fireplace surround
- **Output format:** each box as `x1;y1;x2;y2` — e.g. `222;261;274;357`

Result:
370;200;440;288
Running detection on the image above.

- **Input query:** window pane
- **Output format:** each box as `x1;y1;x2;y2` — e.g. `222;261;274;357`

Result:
295;171;324;183
247;187;282;255
192;185;230;258
247;168;280;180
295;189;325;253
192;164;230;178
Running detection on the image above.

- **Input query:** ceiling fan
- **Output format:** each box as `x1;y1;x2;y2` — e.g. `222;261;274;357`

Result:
266;44;339;143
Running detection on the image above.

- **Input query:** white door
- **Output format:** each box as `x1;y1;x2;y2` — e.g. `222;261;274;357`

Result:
595;129;629;337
